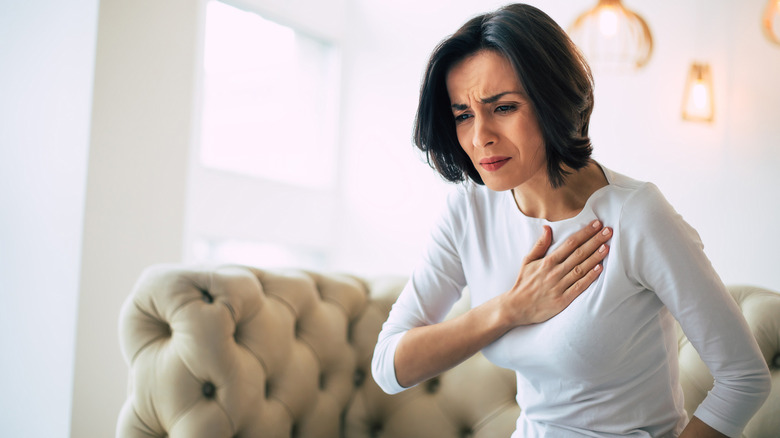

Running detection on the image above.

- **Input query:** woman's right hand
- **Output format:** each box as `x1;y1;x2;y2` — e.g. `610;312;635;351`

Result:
498;219;612;328
393;219;612;388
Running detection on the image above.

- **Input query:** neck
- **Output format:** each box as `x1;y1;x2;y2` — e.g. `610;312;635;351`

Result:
512;161;607;221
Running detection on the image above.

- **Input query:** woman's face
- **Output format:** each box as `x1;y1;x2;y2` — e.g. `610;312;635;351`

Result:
446;50;547;192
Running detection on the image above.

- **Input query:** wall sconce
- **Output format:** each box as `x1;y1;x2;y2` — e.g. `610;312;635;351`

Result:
764;0;780;45
681;63;715;123
568;0;653;71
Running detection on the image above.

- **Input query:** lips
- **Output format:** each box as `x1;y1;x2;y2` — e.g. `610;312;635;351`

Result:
479;156;511;171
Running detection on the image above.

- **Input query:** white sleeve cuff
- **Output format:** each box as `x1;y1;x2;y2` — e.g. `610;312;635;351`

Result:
371;331;408;395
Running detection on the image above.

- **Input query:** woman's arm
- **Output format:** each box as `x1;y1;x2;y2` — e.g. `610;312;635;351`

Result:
621;183;770;437
679;416;728;438
394;220;612;388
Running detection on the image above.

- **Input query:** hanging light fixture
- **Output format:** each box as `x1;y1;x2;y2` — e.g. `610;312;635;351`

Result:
763;0;780;45
568;0;653;71
681;63;715;123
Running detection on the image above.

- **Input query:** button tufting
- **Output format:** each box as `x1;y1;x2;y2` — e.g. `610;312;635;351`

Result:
773;353;780;369
353;369;366;387
425;377;440;394
369;423;383;438
202;381;216;399
200;289;214;304
459;427;474;438
290;423;299;438
319;373;327;390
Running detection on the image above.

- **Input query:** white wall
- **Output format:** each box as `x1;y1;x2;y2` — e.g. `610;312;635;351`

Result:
587;0;780;290
333;0;780;291
0;1;98;437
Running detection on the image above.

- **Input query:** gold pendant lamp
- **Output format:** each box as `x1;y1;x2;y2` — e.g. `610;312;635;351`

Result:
569;0;654;71
764;0;780;45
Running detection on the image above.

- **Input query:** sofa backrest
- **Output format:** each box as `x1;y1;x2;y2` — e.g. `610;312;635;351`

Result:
117;265;519;438
117;265;780;438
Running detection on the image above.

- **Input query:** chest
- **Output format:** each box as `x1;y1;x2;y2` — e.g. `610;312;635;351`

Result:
458;208;667;381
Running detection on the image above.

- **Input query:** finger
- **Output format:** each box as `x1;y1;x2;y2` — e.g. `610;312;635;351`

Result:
564;226;612;272
548;219;604;265
556;224;612;273
561;252;607;302
524;225;552;263
561;242;609;289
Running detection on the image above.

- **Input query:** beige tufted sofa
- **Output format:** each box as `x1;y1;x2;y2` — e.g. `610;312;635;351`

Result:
117;264;780;438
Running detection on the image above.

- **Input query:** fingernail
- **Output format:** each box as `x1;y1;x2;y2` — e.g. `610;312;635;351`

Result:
602;228;611;236
599;244;606;253
594;264;602;272
592;220;601;229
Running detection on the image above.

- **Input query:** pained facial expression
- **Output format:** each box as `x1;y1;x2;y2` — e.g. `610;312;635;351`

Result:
446;50;547;192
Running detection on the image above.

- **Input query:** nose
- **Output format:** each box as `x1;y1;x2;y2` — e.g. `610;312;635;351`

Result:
472;115;497;149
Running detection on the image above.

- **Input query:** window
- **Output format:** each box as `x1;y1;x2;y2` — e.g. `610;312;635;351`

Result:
185;1;342;270
199;1;340;189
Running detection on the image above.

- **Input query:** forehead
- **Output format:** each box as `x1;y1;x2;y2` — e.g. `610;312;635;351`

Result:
446;50;524;101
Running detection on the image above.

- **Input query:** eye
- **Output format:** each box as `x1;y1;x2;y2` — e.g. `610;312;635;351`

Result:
454;113;472;124
495;104;516;114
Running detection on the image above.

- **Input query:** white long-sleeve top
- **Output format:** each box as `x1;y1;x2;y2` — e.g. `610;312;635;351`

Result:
372;166;770;438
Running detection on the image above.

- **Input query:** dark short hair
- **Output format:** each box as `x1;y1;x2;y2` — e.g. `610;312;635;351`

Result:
413;3;594;188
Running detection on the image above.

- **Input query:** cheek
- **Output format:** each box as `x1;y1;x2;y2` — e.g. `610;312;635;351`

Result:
455;128;474;158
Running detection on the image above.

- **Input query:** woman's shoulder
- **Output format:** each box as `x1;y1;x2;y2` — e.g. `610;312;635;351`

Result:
601;166;648;192
598;165;681;228
600;166;667;207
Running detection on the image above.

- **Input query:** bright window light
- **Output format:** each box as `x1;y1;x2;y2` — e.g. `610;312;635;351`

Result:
200;1;340;188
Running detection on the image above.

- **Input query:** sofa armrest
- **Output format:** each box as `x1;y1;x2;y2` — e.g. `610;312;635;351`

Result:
117;264;377;437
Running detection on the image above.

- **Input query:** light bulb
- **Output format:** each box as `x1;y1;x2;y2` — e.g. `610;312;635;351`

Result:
598;7;619;37
682;63;714;123
691;82;709;111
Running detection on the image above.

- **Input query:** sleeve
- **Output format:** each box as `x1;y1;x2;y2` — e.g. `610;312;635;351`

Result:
619;183;771;438
371;187;469;394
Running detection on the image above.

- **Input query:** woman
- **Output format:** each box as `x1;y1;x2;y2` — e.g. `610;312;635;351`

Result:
371;4;770;438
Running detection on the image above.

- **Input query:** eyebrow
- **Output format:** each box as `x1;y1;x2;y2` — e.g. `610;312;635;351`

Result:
450;91;524;110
